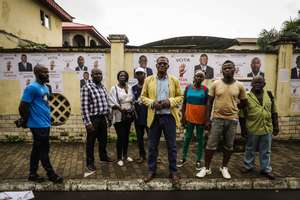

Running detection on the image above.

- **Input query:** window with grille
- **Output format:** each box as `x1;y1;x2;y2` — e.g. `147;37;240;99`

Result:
49;94;71;126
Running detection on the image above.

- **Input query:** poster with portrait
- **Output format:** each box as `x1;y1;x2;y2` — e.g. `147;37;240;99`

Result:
48;72;64;93
27;53;48;67
290;54;300;113
290;79;300;99
20;53;64;93
133;53;265;90
291;54;300;80
45;53;63;72
60;53;77;72
84;53;106;83
240;80;252;92
19;73;35;91
0;53;19;80
291;100;300;113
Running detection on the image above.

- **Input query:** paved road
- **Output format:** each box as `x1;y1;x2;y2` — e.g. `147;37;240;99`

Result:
34;190;300;200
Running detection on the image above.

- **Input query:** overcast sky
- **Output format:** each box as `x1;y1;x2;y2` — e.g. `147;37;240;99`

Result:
55;0;300;45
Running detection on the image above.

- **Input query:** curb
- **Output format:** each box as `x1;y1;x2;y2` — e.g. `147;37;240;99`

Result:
0;178;300;191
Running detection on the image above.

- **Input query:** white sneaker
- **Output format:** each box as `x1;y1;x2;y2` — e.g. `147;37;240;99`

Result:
196;167;212;178
219;166;231;179
117;160;124;166
126;157;133;162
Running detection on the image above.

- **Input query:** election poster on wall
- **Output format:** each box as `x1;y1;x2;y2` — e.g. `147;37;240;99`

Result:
0;53;19;80
291;53;300;80
133;53;265;90
0;52;106;93
58;52;106;82
19;73;35;91
290;54;300;113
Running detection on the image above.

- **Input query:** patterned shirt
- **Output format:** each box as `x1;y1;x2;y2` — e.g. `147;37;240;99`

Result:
80;81;109;125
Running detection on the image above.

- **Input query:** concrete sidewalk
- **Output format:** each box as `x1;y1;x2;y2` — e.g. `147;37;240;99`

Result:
0;140;300;191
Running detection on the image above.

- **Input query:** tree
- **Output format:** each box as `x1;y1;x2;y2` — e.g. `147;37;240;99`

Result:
281;18;300;47
257;28;280;51
258;16;300;50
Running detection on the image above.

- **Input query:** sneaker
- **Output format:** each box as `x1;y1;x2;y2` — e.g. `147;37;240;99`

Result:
117;160;124;166
177;159;187;168
195;161;201;170
196;167;212;178
126;157;133;162
220;166;231;179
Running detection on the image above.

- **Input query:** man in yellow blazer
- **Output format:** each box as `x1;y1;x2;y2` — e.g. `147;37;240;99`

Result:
141;56;183;184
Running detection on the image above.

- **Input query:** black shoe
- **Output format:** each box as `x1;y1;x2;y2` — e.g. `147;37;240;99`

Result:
143;173;156;183
100;157;114;162
196;161;202;170
136;157;145;164
260;171;276;180
87;165;96;171
169;173;180;185
28;174;45;183
48;174;64;184
240;167;254;174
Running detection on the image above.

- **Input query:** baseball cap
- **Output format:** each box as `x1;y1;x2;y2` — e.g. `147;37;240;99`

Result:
135;67;146;74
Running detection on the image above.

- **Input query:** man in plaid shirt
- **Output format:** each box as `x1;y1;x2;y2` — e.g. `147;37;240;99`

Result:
80;68;113;171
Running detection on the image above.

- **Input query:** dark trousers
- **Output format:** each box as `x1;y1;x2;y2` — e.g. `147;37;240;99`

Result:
30;128;55;176
148;114;177;174
86;115;108;166
114;121;132;160
134;123;148;159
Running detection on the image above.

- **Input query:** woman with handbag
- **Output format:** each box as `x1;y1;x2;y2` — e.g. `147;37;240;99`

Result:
109;71;135;166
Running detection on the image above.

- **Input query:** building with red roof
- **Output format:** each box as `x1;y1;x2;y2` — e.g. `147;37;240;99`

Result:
62;22;110;48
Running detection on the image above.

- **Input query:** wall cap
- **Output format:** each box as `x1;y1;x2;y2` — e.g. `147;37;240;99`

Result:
108;35;129;44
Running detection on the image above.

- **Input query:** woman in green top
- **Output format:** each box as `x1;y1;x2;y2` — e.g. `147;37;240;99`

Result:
177;70;208;170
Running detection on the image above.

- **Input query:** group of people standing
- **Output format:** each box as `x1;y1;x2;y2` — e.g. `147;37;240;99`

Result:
18;54;279;185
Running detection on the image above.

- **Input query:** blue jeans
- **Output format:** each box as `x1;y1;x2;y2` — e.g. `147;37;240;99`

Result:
148;114;177;174
244;133;272;173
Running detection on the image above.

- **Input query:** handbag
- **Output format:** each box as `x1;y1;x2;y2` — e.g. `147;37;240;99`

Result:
115;86;135;122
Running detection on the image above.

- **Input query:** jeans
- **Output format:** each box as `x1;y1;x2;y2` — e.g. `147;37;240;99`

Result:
244;133;272;173
30;128;55;176
148;114;177;174
86;115;109;166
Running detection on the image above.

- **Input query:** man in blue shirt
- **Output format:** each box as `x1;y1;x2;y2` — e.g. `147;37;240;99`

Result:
19;64;63;183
